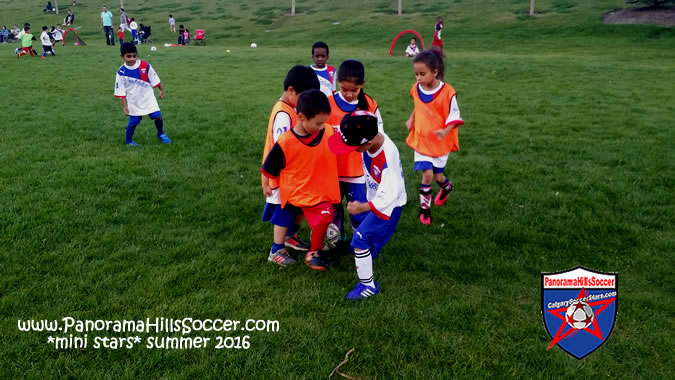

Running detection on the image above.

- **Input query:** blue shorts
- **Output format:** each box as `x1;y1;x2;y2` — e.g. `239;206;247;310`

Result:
351;206;403;259
261;203;299;228
339;181;368;229
413;161;445;174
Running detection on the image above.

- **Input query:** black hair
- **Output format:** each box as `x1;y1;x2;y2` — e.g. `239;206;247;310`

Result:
296;89;331;120
120;42;137;56
121;8;124;11
42;26;48;31
311;41;329;56
283;65;320;94
169;14;173;18
131;18;135;21
337;59;370;111
413;49;445;81
24;26;30;32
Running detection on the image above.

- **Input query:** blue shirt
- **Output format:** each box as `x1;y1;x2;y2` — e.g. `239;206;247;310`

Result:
101;11;113;26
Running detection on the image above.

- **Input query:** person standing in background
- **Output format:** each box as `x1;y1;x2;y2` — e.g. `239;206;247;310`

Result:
101;6;114;46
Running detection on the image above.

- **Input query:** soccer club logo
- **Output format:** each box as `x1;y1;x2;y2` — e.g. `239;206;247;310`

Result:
541;266;617;359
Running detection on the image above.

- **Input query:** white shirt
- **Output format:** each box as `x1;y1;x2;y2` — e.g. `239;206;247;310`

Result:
130;21;138;30
40;31;52;46
53;28;63;40
114;60;161;116
362;133;407;220
405;44;419;56
311;65;336;97
169;17;176;25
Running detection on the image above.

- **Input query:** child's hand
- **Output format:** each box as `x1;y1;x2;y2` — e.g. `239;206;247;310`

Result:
347;201;368;215
261;177;272;197
434;128;448;139
123;106;129;116
406;118;413;130
159;89;165;99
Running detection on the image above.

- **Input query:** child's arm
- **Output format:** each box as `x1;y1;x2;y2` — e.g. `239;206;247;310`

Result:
405;110;415;130
434;95;463;139
155;83;165;99
120;98;129;116
261;174;273;196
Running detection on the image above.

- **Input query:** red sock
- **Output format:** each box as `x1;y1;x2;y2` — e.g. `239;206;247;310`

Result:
310;223;328;251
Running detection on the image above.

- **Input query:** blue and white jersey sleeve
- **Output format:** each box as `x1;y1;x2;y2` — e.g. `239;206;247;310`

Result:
114;71;127;98
148;64;160;88
272;112;292;142
445;95;462;127
363;133;407;220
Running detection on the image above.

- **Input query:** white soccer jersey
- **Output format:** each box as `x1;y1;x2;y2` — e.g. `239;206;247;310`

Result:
40;31;52;46
311;65;336;97
114;60;161;116
265;106;293;204
362;133;407;220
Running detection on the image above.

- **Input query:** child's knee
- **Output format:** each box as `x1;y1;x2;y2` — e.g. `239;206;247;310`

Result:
421;170;434;183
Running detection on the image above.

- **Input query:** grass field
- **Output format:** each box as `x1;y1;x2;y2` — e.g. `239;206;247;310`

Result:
1;0;674;378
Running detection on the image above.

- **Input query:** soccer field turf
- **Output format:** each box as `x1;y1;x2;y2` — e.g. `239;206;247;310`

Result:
1;0;674;377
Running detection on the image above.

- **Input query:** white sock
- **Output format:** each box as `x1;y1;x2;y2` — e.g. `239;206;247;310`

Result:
354;249;374;287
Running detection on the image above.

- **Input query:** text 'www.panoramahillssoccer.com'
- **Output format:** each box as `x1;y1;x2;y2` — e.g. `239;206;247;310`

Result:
17;317;280;350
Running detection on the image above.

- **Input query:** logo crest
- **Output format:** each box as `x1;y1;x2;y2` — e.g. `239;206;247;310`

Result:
541;266;617;359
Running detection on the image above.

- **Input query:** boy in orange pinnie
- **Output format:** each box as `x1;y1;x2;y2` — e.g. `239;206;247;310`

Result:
262;90;340;271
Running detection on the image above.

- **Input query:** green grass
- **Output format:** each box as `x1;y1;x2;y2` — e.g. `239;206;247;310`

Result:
1;0;674;378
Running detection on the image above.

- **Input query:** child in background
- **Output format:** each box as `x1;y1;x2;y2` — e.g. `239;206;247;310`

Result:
262;65;321;266
432;16;443;52
406;49;463;225
40;26;55;58
262;90;340;271
310;41;336;97
183;28;190;45
328;111;407;299
117;26;125;45
17;26;35;58
326;59;384;245
129;18;138;43
53;24;64;44
114;43;171;146
406;37;419;57
169;15;175;33
177;24;185;44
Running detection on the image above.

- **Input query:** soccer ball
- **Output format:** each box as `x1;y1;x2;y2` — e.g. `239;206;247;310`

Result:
151;46;157;51
324;223;340;249
565;301;594;329
250;42;257;48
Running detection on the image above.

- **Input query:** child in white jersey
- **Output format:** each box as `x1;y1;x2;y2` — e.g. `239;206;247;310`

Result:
114;43;171;146
329;111;407;300
310;41;336;97
40;26;55;58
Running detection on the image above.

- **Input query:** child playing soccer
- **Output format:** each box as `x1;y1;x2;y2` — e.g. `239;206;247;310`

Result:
432;16;444;52
129;18;138;43
405;37;419;57
262;90;340;271
406;49;463;225
310;41;336;97
114;43;171;146
40;26;55;58
17;26;35;58
261;65;321;266
117;26;125;45
326;59;384;244
328;111;407;299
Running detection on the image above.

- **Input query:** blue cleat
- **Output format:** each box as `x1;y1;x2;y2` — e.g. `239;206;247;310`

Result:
157;133;172;144
126;141;140;147
345;282;379;300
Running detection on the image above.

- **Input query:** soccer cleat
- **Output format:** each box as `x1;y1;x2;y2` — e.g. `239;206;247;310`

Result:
345;282;380;300
268;247;296;267
126;141;140;147
434;182;453;206
419;208;432;225
285;234;310;252
157;133;172;144
304;250;327;271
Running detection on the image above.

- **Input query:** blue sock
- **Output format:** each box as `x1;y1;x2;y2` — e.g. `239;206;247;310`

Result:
287;224;300;237
154;118;164;136
271;242;285;252
126;116;142;144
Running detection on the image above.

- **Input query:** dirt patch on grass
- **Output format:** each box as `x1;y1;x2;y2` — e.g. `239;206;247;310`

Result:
604;7;675;26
